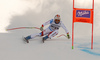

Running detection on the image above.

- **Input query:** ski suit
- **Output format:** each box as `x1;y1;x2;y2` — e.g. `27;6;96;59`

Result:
30;19;69;39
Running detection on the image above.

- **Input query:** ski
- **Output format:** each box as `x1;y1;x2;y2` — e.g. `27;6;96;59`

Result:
42;38;45;43
23;37;29;43
42;37;46;43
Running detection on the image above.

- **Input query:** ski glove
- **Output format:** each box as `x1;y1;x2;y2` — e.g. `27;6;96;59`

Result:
40;26;43;31
67;33;70;39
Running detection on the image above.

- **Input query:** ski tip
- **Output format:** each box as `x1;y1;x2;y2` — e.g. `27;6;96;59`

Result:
23;37;29;43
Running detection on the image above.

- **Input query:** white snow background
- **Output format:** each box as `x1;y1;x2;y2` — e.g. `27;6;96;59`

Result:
0;0;100;60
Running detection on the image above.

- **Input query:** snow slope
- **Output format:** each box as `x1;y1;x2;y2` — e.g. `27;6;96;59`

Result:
0;31;100;60
0;0;100;60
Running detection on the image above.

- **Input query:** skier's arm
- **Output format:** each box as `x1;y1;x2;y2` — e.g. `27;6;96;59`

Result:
61;22;70;39
61;22;69;34
42;19;53;27
40;19;53;31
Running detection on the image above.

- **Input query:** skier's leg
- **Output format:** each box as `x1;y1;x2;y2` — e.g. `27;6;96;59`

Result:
43;30;58;41
24;33;41;43
48;30;58;38
31;33;41;39
25;28;51;40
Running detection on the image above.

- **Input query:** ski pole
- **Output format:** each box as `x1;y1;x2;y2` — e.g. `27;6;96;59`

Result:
57;34;67;38
6;27;40;31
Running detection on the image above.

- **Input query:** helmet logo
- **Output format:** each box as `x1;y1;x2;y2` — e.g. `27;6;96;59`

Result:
56;14;60;17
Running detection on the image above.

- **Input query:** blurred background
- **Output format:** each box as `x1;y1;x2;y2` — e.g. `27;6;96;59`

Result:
0;0;100;39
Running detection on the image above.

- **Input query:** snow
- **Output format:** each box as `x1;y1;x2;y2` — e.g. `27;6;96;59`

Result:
0;0;100;60
0;32;100;60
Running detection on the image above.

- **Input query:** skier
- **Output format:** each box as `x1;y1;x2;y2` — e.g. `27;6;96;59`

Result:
24;14;70;43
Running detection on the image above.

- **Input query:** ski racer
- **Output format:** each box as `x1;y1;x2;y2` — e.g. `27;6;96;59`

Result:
24;14;70;43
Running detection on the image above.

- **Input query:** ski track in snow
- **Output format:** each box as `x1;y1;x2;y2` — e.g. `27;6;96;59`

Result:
77;43;100;56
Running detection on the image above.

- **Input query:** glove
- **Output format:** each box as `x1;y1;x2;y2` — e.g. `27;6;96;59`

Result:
40;26;43;31
67;33;70;39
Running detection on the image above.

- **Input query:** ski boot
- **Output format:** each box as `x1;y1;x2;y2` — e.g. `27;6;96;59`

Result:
42;36;49;43
24;36;31;43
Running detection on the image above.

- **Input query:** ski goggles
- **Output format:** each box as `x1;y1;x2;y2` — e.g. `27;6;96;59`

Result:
55;19;60;22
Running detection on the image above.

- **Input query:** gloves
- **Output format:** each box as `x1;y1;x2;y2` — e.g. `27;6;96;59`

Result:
40;26;43;31
67;33;70;39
